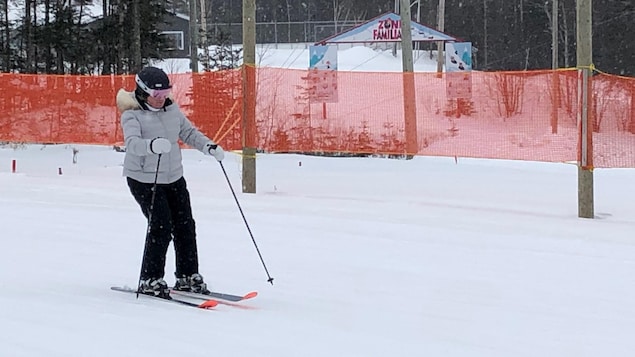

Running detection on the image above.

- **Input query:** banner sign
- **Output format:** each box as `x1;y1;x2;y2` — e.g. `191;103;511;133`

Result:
445;42;473;99
308;45;338;103
319;12;456;44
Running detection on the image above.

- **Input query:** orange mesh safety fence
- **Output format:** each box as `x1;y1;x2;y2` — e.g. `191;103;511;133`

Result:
0;69;634;168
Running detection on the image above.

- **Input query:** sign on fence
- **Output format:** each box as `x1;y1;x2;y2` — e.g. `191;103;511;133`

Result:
308;45;338;103
445;42;473;100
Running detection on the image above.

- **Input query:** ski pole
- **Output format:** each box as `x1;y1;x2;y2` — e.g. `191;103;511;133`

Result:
137;154;162;298
219;161;274;285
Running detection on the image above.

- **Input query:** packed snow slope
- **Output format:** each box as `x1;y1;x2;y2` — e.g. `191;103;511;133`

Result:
1;144;635;356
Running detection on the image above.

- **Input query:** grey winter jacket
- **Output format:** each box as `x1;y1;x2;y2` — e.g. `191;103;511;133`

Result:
116;89;214;184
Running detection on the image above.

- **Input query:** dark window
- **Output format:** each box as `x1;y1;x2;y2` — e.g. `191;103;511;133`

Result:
160;31;184;50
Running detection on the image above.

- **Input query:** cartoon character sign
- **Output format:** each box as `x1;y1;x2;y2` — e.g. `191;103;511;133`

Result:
308;45;338;103
445;42;472;72
445;42;473;99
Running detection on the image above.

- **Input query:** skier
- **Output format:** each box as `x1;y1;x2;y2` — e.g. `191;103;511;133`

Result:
116;66;225;298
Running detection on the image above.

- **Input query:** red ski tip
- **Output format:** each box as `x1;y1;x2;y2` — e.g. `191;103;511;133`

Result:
198;300;219;309
243;291;258;300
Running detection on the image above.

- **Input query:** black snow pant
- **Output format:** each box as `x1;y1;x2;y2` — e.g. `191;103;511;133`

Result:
127;176;199;281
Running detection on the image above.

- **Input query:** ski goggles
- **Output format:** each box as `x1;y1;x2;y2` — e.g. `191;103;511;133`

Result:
135;75;172;99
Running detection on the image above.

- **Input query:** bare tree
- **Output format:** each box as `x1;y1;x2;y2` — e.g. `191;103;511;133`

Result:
24;0;34;72
560;0;570;68
483;0;488;68
131;0;142;72
200;0;210;68
490;73;526;119
2;0;10;70
116;1;126;73
285;0;291;42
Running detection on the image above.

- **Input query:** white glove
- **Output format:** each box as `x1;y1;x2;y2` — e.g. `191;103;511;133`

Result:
205;142;225;162
148;137;171;154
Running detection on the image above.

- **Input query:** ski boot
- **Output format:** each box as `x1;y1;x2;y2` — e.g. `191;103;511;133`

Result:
138;278;171;299
173;273;211;294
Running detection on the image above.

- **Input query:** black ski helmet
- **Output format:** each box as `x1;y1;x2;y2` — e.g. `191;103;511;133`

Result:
134;66;172;101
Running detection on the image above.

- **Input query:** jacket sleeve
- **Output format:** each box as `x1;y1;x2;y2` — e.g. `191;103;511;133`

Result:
178;112;214;151
121;111;150;156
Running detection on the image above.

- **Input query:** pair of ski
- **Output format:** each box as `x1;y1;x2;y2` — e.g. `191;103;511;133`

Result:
111;286;258;310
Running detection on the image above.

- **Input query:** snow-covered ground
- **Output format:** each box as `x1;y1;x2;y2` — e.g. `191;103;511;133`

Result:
1;145;635;356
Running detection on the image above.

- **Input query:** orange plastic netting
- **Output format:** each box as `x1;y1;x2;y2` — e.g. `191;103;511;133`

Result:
0;68;634;168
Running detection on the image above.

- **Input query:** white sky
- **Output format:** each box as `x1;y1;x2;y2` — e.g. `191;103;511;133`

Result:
2;48;635;357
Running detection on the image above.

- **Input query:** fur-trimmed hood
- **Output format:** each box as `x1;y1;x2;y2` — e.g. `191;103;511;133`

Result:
116;89;140;112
